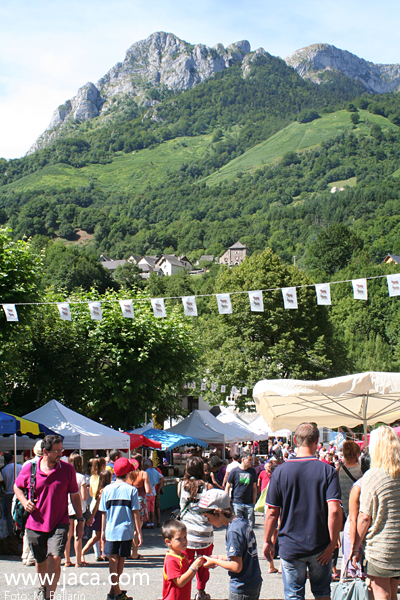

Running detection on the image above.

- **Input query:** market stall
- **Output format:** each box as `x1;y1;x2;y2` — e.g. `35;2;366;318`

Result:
253;371;400;448
24;399;130;450
127;426;208;510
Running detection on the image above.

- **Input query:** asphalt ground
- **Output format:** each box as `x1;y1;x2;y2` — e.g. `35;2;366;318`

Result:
0;512;344;600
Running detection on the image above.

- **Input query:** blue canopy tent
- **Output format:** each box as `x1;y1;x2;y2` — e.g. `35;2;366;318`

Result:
127;427;207;450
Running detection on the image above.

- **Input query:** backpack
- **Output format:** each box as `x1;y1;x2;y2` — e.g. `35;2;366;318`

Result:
12;461;37;533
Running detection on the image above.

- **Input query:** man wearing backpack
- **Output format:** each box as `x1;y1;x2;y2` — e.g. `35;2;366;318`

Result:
14;435;84;600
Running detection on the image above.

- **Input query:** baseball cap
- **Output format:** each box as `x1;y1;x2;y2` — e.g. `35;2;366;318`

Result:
129;458;139;470
196;489;231;512
114;457;134;477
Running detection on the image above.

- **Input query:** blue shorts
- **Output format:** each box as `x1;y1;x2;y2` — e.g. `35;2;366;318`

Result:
281;552;332;600
104;539;132;558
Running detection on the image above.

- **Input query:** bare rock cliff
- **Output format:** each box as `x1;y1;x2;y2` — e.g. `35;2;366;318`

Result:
29;32;250;153
285;43;400;94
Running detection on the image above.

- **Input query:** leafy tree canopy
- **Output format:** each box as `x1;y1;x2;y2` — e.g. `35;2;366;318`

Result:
197;248;347;410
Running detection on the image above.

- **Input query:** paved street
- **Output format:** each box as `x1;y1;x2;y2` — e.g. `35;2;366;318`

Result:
0;512;322;600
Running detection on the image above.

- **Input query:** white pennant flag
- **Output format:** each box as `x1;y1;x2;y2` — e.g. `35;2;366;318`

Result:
248;290;264;312
315;283;331;306
89;302;102;320
221;385;226;393
3;304;18;322
211;384;217;392
119;300;135;318
352;279;368;301
151;298;166;318
216;294;232;314
201;382;206;391
191;382;196;389
242;387;247;395
282;287;298;309
182;296;197;316
387;274;400;297
232;386;238;394
57;302;71;321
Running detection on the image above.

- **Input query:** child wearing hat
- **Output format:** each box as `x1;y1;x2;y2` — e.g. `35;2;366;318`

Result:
100;457;142;600
198;489;262;600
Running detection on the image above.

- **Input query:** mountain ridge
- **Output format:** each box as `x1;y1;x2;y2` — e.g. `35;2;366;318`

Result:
28;32;400;155
285;43;400;94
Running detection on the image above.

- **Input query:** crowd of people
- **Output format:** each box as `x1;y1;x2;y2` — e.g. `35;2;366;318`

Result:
4;421;400;600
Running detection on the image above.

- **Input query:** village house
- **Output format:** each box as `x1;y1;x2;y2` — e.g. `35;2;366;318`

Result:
219;241;250;266
155;254;193;276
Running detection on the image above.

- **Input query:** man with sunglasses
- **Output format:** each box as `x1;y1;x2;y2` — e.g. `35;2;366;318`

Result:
14;435;84;600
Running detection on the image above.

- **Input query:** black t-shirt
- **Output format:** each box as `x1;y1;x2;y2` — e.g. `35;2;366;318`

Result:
228;467;257;505
266;456;341;560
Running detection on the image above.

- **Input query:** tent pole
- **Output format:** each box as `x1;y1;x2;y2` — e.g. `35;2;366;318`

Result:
222;437;225;461
14;434;17;480
363;394;369;451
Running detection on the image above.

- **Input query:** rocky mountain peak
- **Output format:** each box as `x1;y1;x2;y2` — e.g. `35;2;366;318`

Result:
29;32;251;153
285;43;400;94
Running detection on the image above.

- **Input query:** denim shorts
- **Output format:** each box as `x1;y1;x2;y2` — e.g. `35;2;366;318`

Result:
281;552;332;600
229;583;261;600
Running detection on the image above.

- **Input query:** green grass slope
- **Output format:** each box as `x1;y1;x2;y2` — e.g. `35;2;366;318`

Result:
1;134;213;196
203;110;399;186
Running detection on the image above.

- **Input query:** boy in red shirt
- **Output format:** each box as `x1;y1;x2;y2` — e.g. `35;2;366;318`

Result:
162;519;205;600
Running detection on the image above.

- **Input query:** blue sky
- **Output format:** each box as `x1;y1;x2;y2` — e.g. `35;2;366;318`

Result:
1;0;399;159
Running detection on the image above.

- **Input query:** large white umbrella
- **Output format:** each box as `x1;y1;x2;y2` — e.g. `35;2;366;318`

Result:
253;372;400;444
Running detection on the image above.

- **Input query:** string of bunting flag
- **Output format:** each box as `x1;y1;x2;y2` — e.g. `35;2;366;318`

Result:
183;381;249;396
2;273;400;322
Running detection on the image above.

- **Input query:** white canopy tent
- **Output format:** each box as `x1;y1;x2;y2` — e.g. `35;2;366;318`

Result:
248;414;291;439
166;410;255;446
216;408;271;441
24;400;130;450
253;372;400;444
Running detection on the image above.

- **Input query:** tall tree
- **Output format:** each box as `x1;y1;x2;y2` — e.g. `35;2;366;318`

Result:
2;289;197;429
198;249;347;410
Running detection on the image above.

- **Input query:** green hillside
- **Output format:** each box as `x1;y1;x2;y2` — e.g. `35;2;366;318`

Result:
204;110;400;186
1;134;213;196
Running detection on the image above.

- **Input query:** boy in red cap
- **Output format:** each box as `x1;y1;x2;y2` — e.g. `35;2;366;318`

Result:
100;457;142;600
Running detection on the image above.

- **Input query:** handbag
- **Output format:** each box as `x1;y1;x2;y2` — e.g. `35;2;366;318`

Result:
255;487;268;513
332;560;369;600
12;461;37;533
170;498;191;521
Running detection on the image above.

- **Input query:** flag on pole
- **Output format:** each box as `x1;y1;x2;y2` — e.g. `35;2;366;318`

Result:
387;274;400;297
89;302;102;320
151;298;166;318
182;296;198;316
315;283;331;306
216;294;232;314
248;290;264;312
3;304;18;322
57;302;71;321
119;299;135;318
282;287;298;309
352;279;368;301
